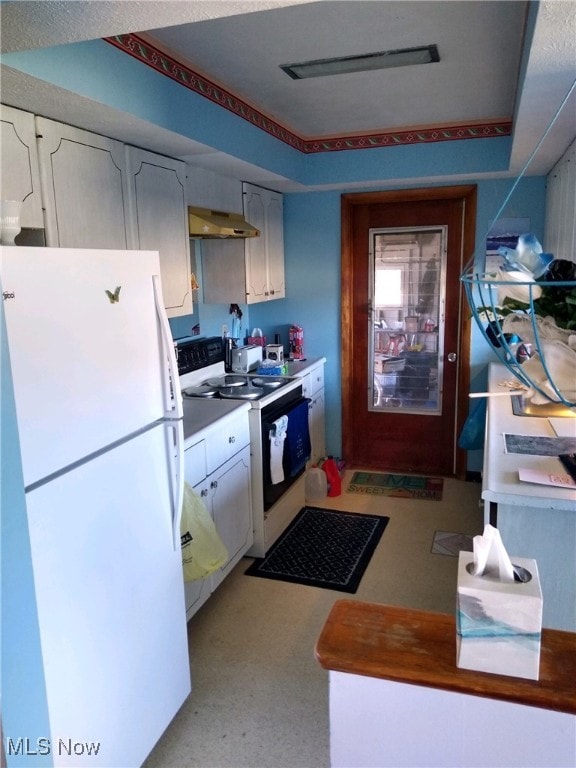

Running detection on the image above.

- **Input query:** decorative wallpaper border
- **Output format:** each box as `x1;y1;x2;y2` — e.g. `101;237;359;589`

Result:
105;34;512;154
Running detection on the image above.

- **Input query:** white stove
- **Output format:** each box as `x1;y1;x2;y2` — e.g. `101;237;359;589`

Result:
175;336;309;557
177;337;302;409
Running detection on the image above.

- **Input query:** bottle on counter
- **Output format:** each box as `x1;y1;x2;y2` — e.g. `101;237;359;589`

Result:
289;325;304;360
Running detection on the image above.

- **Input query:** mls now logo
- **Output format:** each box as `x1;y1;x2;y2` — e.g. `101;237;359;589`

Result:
6;738;51;756
57;739;101;757
6;737;101;757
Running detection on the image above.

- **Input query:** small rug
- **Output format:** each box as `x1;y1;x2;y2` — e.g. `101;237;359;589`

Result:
245;507;389;593
431;530;474;556
347;471;443;501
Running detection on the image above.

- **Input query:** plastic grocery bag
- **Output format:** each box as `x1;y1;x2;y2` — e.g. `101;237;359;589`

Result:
458;397;487;451
180;482;228;582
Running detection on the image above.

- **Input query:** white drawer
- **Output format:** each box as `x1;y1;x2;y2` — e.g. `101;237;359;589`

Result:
184;438;207;487
310;365;324;394
301;371;312;398
206;412;250;474
300;365;324;397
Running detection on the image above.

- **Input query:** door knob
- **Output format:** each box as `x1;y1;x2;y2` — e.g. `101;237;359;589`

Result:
447;352;457;362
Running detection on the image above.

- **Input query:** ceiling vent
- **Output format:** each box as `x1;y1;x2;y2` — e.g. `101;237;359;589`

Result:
280;44;440;80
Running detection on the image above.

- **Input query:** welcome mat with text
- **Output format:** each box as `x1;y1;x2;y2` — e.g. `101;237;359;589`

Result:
348;471;443;501
245;506;389;593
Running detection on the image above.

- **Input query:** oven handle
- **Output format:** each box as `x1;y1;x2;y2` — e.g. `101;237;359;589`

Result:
262;395;310;426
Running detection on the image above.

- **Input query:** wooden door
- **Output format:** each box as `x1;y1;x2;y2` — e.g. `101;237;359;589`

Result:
341;187;476;477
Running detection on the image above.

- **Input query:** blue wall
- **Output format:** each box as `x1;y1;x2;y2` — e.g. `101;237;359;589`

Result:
3;36;545;465
195;177;546;461
1;302;51;767
2;40;514;189
0;32;550;758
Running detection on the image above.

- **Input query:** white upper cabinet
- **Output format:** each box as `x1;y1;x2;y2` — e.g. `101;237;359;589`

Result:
0;106;44;229
126;147;192;318
33;116;191;316
243;182;285;303
196;174;285;305
35;117;131;248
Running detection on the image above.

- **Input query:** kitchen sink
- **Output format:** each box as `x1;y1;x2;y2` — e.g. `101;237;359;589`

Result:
511;395;576;418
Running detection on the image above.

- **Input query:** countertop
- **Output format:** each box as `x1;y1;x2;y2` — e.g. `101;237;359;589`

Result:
284;356;326;376
182;398;250;443
482;363;576;510
315;600;576;715
180;356;326;444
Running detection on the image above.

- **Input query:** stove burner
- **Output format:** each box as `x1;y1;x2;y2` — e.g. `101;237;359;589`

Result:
251;376;285;388
182;385;218;398
219;385;264;400
206;376;247;388
183;381;267;400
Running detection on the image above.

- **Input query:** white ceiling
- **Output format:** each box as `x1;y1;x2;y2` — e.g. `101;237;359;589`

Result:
1;0;575;188
144;1;526;138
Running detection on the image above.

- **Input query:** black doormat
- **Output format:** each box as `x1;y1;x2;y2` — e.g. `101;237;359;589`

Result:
245;507;389;593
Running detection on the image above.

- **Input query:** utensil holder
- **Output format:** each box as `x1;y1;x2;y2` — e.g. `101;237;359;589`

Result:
0;200;23;245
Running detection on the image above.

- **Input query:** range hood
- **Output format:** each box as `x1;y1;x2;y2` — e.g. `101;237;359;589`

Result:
188;206;259;238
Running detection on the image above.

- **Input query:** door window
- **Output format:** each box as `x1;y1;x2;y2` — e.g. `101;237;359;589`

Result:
369;227;446;414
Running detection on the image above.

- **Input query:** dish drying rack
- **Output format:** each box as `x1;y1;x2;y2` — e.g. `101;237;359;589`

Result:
460;269;576;408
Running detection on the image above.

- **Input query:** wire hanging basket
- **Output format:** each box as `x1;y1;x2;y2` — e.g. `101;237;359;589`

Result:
461;266;576;408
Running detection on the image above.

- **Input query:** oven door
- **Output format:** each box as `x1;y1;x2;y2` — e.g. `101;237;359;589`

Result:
262;395;311;511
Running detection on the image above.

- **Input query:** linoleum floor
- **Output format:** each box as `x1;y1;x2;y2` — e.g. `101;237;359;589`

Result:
144;470;483;768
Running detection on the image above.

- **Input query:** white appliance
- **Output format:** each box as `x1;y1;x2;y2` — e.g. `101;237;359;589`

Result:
177;337;309;556
0;246;191;767
231;344;262;373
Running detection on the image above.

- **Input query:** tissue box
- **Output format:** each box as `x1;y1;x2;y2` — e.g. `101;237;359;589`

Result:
456;552;543;680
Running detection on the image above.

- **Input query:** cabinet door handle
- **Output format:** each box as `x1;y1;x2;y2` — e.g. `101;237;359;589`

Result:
201;489;208;498
210;480;218;489
229;435;236;444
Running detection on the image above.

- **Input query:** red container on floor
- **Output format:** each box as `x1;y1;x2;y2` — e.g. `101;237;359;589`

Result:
322;457;342;497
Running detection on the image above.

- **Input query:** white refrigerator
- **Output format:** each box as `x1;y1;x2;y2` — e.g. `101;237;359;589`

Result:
1;246;191;767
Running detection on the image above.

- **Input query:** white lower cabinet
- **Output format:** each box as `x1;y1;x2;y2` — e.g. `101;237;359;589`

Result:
207;445;252;589
300;362;326;465
183;414;252;620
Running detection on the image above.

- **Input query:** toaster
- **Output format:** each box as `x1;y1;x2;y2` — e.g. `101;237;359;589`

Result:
231;345;262;373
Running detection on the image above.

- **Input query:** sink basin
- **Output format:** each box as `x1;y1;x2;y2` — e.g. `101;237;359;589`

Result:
511;395;576;418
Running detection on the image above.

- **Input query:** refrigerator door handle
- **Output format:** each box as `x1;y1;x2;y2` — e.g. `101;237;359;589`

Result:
169;420;185;551
152;274;183;420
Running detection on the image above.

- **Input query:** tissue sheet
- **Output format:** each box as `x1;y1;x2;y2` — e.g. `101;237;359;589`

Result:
456;552;543;680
